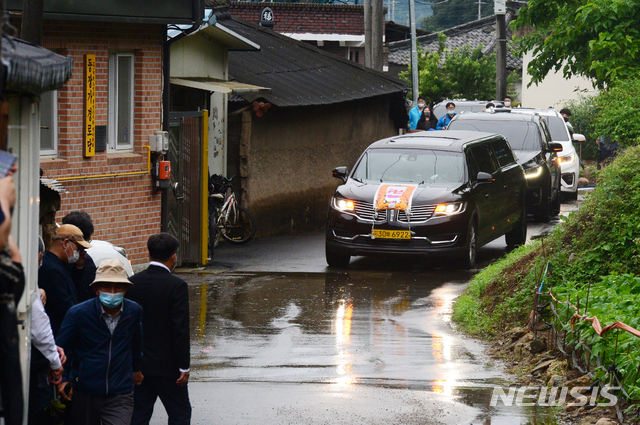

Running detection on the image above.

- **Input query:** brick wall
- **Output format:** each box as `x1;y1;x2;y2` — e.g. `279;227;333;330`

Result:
39;21;164;266
229;2;367;35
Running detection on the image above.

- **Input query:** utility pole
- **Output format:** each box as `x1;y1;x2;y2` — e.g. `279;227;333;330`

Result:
364;0;371;67
21;0;45;45
495;0;507;100
408;0;419;102
371;0;383;71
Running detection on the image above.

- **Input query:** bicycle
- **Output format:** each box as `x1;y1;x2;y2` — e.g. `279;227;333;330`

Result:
208;174;257;251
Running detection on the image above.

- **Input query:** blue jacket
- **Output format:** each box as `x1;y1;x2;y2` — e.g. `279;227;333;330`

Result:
56;297;143;395
408;106;422;130
436;113;457;130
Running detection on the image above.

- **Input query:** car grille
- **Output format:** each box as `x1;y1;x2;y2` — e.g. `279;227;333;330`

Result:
352;200;434;223
353;200;384;222
397;205;435;222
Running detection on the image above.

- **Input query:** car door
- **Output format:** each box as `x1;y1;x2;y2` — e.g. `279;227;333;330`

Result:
467;143;502;245
490;138;524;232
538;118;561;202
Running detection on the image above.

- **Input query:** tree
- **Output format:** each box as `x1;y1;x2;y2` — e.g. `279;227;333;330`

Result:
400;34;496;104
421;0;494;32
512;0;640;89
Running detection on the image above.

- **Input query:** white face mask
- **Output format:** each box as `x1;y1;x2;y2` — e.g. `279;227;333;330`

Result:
417;103;425;109
504;101;511;107
66;242;80;265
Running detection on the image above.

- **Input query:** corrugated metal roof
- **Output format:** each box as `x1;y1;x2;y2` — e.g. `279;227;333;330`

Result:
223;16;408;108
388;14;522;71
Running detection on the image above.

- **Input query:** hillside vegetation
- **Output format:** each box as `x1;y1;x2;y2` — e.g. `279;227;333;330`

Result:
453;145;640;408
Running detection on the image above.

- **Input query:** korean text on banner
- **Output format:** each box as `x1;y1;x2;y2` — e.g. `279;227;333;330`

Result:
84;54;96;157
374;184;417;211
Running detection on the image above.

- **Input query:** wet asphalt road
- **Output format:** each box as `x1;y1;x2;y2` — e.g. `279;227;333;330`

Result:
149;202;581;424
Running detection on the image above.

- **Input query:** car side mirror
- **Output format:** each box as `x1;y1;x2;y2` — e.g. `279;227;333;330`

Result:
547;142;563;153
572;133;586;143
332;166;348;183
476;172;495;183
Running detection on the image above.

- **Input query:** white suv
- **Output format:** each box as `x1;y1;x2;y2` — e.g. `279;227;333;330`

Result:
511;108;585;201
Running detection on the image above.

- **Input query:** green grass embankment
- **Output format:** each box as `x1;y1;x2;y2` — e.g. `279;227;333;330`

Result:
452;145;640;402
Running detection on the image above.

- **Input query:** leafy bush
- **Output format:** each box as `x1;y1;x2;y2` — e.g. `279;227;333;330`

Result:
563;95;599;160
592;78;640;147
401;33;496;104
553;274;640;399
550;145;640;284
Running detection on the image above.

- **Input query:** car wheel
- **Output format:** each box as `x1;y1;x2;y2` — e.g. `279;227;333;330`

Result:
326;245;350;267
459;220;477;269
505;203;527;248
534;186;552;223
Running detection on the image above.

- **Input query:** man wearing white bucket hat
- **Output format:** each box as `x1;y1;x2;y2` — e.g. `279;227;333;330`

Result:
55;259;143;425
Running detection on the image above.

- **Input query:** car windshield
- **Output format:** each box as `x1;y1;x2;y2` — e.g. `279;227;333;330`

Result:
546;115;570;141
352;149;465;185
448;120;541;151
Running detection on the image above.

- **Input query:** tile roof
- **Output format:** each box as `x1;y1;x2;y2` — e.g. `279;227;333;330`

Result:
2;35;73;94
387;13;522;71
221;16;408;108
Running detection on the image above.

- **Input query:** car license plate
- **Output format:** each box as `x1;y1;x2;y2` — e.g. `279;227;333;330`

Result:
372;229;411;239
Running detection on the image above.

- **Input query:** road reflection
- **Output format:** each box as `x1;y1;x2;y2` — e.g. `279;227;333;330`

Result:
183;270;558;424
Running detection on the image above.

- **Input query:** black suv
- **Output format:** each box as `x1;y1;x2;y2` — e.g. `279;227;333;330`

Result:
325;130;527;268
447;110;563;221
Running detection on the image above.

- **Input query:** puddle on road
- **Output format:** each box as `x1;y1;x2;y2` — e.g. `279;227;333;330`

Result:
183;270;559;424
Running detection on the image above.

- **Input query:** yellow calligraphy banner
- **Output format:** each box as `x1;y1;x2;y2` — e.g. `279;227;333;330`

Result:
84;54;96;157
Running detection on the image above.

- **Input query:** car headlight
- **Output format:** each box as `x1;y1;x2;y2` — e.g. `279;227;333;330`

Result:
433;202;465;216
558;153;576;166
525;165;544;179
332;197;356;212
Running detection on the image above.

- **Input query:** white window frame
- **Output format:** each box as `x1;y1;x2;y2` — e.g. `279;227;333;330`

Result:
108;52;135;151
39;90;58;156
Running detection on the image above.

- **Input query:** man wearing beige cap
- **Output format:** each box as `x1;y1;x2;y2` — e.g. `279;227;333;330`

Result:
56;259;143;425
38;224;92;335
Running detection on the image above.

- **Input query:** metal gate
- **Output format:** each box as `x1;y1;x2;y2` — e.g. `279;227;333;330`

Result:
168;112;206;265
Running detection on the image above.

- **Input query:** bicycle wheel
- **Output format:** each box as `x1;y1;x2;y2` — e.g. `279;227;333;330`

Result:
208;205;221;252
221;205;256;244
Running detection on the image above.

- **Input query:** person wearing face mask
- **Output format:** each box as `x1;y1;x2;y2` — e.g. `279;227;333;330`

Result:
38;224;92;336
408;96;427;130
63;211;98;302
415;106;437;131
504;96;512;108
126;233;192;425
436;102;457;130
55;259;143;425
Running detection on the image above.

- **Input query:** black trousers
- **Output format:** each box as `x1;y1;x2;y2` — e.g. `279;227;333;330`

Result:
131;376;191;425
71;389;133;425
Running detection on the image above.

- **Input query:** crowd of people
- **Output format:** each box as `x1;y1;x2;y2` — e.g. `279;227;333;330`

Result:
0;183;193;425
407;96;517;132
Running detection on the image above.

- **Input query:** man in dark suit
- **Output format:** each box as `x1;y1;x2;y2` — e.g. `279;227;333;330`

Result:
62;211;98;302
39;224;92;335
126;233;191;425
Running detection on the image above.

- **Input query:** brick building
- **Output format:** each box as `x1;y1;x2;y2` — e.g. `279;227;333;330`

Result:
38;21;164;265
7;1;201;267
226;1;381;67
